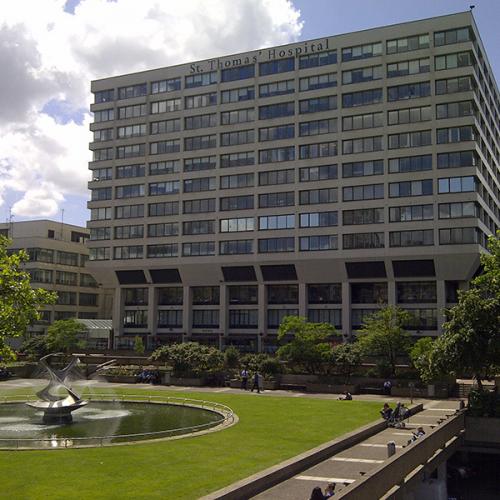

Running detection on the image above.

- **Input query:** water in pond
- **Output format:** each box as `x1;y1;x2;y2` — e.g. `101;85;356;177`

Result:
0;401;222;448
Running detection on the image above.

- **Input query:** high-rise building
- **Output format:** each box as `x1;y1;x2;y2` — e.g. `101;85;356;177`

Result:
0;220;113;336
86;12;499;351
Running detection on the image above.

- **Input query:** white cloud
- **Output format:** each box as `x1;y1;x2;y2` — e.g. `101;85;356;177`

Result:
0;0;303;218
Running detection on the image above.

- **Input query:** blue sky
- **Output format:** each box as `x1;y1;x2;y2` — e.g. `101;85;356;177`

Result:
1;0;498;228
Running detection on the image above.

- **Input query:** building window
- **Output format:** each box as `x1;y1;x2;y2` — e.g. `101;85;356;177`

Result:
259;102;295;120
149;201;179;217
184;156;216;172
184;134;216;151
229;310;258;328
434;27;471;46
147;222;179;237
435;51;473;71
184;113;217;130
438;201;476;219
183;220;215;235
300;235;337;251
29;269;53;284
389;204;433;222
151;78;181;94
259;191;294;208
221;86;255;104
403;309;437;331
229;286;258;305
437;151;476;169
259;57;294;76
388;105;431;125
116;144;146;159
299;118;337;137
259;168;295;186
192;310;219;328
342;112;382;132
158;287;183;305
150;118;181;135
342;136;383;154
258;237;295;253
435;76;473;95
351;283;387;304
267;309;299;328
299;72;337;91
300;211;338;228
115;184;145;199
90;207;112;220
113;245;143;260
299;165;337;182
94;109;114;122
221;65;255;82
308;284;341;304
342;88;382;108
436;126;474;144
55;271;77;285
114;225;144;239
57;292;77;306
268;285;298;304
387;57;430;78
148;181;180;196
158;310;182;328
388;130;431;149
116;164;145;179
89;247;110;260
118;104;147;119
149;160;180;176
185;71;217;88
343;232;384;249
259;146;295;164
387;81;431;101
123;310;148;328
438;176;475;194
79;293;98;307
439;227;481;245
259;214;294;230
436;101;473;120
299;95;337;114
220;217;254;233
220;239;253;255
299;50;337;68
93;148;113;161
117;83;147;100
183;198;215;214
146;243;178;258
389;229;434;247
220;194;254;212
57;251;79;266
151;99;181;114
388;154;432;173
343;207;384;225
220;151;255;168
386;34;429;54
343;183;383;201
342;42;382;61
259;124;295;142
94;89;114;103
307;309;341;328
342;160;383;178
220;173;254;190
299;141;338;159
183;177;216;193
342;65;382;84
182;241;215;256
299;188;338;205
93;128;113;142
192;286;220;305
397;282;437;303
185;92;217;109
220;108;254;125
389;179;433;197
221;129;255;146
89;227;111;241
259;79;295;97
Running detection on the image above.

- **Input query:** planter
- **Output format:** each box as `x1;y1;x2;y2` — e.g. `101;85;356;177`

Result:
280;374;319;385
4;363;38;378
263;380;280;390
391;387;427;398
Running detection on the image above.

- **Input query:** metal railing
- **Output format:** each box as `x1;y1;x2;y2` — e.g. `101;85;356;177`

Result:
0;394;235;450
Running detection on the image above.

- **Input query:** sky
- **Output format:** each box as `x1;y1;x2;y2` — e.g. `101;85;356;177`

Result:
1;0;499;228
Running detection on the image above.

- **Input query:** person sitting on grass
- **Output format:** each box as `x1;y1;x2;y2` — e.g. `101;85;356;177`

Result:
338;392;352;400
380;402;393;420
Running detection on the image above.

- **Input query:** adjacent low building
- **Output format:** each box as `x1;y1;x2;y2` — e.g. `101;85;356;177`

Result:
0;220;113;336
86;11;499;351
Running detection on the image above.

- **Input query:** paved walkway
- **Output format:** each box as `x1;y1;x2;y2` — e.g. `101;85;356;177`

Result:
252;399;461;499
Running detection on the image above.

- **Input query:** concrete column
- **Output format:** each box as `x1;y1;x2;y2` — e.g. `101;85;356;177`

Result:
341;282;351;340
298;282;307;317
219;284;228;337
257;333;263;353
182;286;191;341
436;280;446;335
112;287;123;346
147;287;157;339
258;284;267;336
388;280;396;306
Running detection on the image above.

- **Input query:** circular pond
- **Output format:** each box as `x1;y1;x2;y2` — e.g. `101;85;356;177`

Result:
0;397;234;449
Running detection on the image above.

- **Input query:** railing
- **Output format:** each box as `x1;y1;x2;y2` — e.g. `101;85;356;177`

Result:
0;394;235;450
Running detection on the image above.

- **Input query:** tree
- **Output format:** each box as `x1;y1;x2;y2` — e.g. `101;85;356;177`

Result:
223;345;240;369
332;342;362;383
409;337;435;383
45;319;87;353
0;237;56;361
276;316;337;374
133;335;145;355
430;233;500;389
357;306;411;376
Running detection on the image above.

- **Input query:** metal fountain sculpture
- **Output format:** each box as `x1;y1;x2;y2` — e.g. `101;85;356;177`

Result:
26;354;115;424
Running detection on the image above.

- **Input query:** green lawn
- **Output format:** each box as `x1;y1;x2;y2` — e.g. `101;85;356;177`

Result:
0;385;380;499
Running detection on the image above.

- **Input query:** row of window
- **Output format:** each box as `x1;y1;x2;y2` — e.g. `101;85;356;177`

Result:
89;226;484;260
95;27;474;103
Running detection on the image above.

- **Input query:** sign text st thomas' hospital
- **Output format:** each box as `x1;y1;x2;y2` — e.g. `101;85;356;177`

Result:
189;38;330;73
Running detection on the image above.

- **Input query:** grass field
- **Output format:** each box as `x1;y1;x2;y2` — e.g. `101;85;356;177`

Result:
0;385;380;499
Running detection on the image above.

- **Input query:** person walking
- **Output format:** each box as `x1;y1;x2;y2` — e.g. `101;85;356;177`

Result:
251;370;261;393
240;367;249;390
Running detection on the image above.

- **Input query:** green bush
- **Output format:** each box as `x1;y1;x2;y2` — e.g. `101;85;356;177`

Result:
224;346;240;369
104;365;142;377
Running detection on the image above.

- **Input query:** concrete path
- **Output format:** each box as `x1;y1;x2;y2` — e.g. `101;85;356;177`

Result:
252;400;461;499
